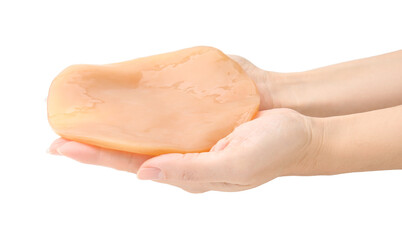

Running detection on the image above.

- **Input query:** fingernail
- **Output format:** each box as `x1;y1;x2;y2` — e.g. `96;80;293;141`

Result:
137;167;163;180
48;138;70;155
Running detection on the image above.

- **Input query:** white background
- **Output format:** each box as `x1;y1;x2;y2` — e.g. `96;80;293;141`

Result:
1;0;401;239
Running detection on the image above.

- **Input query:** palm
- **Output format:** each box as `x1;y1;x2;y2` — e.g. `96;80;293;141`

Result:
207;109;312;188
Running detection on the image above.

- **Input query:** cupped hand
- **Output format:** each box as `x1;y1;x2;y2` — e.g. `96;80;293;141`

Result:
49;109;321;193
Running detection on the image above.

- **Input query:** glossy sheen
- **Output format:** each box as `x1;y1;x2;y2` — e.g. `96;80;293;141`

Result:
47;46;260;155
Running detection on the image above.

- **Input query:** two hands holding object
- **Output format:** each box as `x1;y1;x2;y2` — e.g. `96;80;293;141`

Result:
48;50;402;193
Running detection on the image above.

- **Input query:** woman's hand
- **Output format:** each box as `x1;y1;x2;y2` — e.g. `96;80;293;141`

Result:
229;55;274;110
49;109;322;193
234;50;402;116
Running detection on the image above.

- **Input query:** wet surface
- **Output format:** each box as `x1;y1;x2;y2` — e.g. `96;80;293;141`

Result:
47;46;260;155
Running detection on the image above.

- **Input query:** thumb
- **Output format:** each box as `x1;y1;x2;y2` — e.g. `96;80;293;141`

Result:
137;152;228;183
228;55;259;72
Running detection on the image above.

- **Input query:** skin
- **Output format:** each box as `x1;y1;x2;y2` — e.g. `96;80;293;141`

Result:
267;50;402;116
48;50;402;193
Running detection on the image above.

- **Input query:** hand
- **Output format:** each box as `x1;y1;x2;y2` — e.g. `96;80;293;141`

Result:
49;109;321;193
229;55;274;110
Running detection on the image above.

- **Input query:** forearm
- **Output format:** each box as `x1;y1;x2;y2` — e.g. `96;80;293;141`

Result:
300;105;402;176
269;50;402;117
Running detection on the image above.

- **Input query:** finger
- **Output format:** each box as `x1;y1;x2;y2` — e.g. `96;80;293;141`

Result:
159;181;251;193
210;136;231;152
208;182;253;192
227;55;257;70
137;152;229;183
255;109;275;118
155;180;252;193
154;180;210;194
51;138;151;173
48;138;70;155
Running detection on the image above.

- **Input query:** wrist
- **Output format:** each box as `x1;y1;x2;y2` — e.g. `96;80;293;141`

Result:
283;114;327;176
251;70;298;110
289;114;358;176
303;106;402;175
267;71;306;110
268;71;337;117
